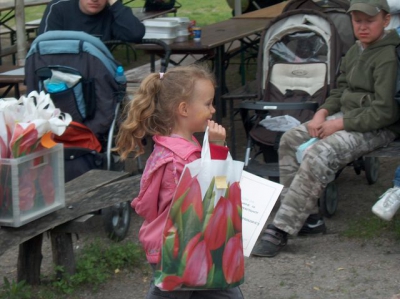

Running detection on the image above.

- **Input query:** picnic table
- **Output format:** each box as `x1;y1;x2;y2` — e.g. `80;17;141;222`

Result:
0;0;51;65
0;169;141;285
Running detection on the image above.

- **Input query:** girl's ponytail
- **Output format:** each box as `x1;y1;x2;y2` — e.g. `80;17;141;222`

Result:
115;73;162;159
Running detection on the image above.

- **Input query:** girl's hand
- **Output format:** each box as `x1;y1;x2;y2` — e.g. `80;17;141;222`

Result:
208;120;226;146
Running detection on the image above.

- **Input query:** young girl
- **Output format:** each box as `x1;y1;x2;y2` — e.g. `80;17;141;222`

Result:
115;64;244;299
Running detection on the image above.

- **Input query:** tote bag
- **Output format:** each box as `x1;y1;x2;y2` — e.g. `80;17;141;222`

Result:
155;128;245;291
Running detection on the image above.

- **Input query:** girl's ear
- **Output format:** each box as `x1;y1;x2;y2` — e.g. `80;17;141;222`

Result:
177;101;189;116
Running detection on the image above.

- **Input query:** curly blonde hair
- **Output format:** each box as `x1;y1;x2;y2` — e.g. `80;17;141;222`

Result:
115;63;215;160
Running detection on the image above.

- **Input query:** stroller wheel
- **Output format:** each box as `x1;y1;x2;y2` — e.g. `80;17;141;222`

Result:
319;181;338;218
364;157;379;185
102;201;131;242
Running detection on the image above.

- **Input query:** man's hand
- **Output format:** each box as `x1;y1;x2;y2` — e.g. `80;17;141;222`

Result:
307;109;328;137
208;120;226;146
317;118;344;139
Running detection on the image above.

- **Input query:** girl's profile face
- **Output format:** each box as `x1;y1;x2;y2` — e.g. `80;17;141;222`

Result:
351;10;390;48
186;79;216;133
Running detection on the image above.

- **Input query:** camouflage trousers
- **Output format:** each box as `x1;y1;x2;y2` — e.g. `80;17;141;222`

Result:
273;114;396;235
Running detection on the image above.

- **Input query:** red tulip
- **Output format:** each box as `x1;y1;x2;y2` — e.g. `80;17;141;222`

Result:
227;182;242;232
173;168;203;220
182;234;212;287
174;168;193;200
183;232;201;256
158;275;183;291
223;233;244;284
19;168;36;211
38;165;55;205
203;196;233;250
163;218;179;259
228;182;241;209
10;123;39;158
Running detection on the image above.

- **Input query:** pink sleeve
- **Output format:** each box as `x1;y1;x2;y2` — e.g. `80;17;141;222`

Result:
209;143;229;160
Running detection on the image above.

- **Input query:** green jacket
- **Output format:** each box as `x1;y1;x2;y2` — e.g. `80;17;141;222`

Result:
319;29;400;135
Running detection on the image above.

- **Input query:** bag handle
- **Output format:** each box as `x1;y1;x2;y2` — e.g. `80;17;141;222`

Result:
201;126;211;161
201;126;232;164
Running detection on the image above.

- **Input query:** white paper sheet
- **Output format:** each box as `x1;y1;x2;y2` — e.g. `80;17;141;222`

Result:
240;170;283;257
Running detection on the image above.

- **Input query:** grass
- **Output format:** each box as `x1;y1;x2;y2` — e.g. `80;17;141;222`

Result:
342;214;400;240
125;0;232;27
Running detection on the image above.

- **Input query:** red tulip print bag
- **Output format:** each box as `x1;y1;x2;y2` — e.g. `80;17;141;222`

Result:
155;128;245;291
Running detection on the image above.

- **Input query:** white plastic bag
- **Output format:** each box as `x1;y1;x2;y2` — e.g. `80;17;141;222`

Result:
259;115;300;132
155;127;245;291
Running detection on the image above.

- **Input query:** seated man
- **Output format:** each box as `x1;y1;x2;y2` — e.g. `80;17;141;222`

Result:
252;0;400;258
38;0;145;43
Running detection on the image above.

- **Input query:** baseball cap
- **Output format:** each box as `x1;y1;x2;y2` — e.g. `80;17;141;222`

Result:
348;0;390;16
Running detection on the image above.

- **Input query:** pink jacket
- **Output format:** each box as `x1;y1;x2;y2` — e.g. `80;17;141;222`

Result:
132;135;228;264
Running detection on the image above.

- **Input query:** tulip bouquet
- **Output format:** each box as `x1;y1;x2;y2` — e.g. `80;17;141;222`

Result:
155;128;245;291
0;91;71;224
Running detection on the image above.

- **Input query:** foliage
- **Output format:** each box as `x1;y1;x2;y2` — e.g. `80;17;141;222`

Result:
342;214;400;240
123;0;232;26
0;277;32;299
48;239;145;295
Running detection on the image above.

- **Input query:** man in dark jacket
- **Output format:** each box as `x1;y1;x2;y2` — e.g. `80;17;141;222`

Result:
38;0;145;42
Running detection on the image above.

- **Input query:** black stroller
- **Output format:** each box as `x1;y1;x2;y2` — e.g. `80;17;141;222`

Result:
234;6;379;218
24;31;171;240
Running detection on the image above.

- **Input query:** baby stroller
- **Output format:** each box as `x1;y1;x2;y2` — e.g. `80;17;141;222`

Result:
24;31;170;240
237;7;376;218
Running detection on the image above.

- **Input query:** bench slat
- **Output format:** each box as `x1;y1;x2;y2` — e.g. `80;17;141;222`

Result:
0;170;141;256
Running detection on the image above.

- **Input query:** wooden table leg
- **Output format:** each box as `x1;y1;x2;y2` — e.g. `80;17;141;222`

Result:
50;231;76;280
17;234;43;285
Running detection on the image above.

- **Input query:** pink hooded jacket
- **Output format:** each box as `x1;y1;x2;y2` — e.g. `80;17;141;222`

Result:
132;134;228;264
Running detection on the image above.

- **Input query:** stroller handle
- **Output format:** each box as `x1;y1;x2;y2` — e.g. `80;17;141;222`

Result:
104;39;171;73
140;38;171;73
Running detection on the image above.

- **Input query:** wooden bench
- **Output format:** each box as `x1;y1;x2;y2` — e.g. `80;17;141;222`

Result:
0;169;141;285
365;141;400;158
